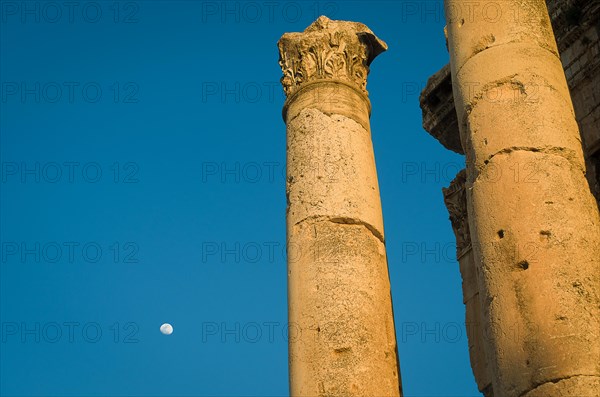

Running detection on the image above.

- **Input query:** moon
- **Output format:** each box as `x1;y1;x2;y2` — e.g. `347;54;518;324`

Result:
160;323;173;335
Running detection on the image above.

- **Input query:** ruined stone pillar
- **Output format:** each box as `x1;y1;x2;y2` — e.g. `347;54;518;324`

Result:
445;1;600;396
278;16;401;397
443;170;494;397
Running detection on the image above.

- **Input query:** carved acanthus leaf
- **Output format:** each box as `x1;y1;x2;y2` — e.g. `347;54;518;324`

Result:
277;16;387;97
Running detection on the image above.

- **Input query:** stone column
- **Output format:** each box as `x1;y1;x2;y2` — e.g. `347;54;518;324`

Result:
445;1;600;396
278;16;402;397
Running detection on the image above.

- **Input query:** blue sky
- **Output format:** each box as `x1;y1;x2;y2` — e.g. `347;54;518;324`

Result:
0;1;474;396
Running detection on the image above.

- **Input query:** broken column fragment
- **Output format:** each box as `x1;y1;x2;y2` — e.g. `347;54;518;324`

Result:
443;170;494;397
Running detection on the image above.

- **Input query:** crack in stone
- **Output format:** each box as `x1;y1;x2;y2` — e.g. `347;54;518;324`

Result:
475;145;585;178
286;107;370;134
465;75;523;115
465;74;565;117
518;374;600;397
286;107;339;124
293;215;385;244
456;39;560;76
487;145;568;161
328;217;385;244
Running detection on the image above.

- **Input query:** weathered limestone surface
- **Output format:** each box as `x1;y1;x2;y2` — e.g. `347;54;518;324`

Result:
278;16;402;397
420;1;600;204
421;2;600;396
445;1;600;396
443;170;493;397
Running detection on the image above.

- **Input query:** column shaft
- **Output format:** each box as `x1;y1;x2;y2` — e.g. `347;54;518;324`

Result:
278;16;401;397
445;1;600;396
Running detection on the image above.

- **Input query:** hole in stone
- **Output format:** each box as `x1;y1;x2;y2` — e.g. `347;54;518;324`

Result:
458;18;465;27
334;346;351;354
517;260;529;270
540;230;551;238
316;326;321;333
497;230;505;239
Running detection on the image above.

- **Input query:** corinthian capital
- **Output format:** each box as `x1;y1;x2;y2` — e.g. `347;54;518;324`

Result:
277;16;387;98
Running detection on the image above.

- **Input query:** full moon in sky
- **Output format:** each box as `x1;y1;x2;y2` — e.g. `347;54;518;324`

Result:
160;323;173;335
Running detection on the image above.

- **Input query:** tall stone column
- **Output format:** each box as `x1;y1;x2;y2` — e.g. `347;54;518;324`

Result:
278;16;401;397
445;1;600;396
